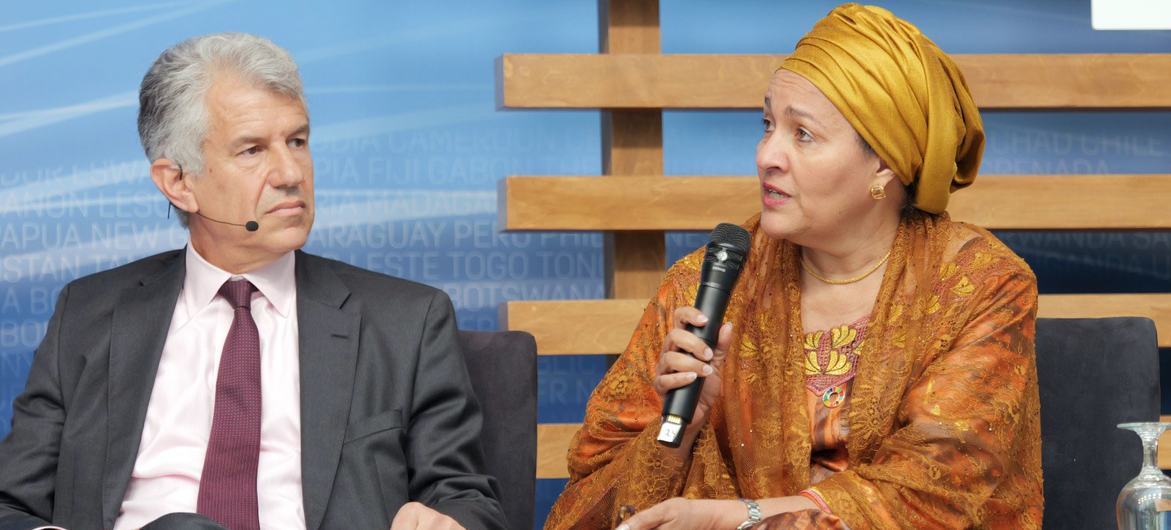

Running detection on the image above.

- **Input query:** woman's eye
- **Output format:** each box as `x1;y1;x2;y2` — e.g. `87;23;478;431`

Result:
796;128;813;142
240;146;261;156
761;118;774;132
289;138;307;148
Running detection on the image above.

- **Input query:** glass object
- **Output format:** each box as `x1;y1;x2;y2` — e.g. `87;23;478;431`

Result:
1116;422;1171;529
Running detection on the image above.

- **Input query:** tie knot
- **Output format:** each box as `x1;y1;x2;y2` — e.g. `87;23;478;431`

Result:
219;280;257;309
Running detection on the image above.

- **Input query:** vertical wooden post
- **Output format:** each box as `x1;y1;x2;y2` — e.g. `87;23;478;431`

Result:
599;0;665;300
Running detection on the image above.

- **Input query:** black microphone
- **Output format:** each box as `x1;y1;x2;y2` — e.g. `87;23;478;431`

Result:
194;211;260;232
173;164;260;232
657;222;751;447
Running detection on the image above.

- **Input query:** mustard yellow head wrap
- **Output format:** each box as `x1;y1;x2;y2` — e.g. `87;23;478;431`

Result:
780;3;984;214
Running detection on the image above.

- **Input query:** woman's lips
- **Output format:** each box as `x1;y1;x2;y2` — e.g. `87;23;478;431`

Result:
761;184;791;208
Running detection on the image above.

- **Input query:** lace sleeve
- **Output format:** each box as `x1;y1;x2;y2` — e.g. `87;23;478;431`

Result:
544;257;703;529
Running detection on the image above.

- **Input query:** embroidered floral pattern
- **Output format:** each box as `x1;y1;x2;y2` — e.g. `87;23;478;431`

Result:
545;212;1043;530
804;319;868;394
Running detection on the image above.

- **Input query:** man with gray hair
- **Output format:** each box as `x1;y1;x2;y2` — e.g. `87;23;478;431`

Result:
0;33;506;530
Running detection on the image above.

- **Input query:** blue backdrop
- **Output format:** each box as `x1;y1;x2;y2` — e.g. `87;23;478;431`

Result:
1;1;1169;527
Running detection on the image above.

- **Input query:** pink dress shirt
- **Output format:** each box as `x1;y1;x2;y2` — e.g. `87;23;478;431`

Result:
114;246;305;529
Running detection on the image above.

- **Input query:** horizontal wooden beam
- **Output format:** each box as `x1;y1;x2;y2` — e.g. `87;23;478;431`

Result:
498;53;1171;109
1039;294;1171;346
500;174;1171;231
507;294;1171;354
505;299;631;355
540;416;1171;479
537;423;580;479
501;298;648;356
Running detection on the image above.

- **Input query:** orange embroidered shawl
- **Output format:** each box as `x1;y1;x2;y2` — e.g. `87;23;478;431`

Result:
545;212;1043;529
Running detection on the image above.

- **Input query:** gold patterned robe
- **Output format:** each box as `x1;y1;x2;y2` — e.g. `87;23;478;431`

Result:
545;211;1043;529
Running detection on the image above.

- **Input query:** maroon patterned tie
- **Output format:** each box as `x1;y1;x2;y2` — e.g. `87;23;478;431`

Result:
197;280;261;530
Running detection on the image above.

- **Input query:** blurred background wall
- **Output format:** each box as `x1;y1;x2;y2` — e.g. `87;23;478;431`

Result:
1;1;1168;526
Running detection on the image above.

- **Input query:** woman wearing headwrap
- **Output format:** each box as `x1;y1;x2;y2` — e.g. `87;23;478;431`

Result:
545;4;1042;530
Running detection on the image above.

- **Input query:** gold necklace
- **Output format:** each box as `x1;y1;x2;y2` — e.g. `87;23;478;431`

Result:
802;249;892;285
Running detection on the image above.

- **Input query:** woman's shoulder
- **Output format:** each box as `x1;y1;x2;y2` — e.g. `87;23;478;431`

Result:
669;246;707;275
663;215;761;280
939;216;1036;286
655;246;705;306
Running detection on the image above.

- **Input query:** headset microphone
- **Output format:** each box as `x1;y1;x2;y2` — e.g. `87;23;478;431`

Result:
173;164;260;232
194;211;260;232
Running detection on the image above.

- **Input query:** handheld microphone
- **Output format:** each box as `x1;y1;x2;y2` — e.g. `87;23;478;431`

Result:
657;222;751;447
194;211;260;232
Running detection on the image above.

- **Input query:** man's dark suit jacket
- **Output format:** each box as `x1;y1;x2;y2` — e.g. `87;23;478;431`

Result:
0;250;507;530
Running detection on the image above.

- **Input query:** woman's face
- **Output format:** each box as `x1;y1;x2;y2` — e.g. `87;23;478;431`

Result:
756;69;893;246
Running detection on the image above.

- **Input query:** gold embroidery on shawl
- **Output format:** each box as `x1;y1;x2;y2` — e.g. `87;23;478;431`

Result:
545;211;1043;530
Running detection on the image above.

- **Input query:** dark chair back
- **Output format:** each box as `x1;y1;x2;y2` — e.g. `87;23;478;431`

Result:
1036;317;1160;530
458;330;538;530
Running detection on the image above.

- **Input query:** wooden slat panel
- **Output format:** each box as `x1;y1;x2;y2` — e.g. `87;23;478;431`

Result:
498;54;1171;109
502;299;649;355
508;294;1171;354
500;175;751;231
538;423;580;479
602;112;665;299
946;174;1171;230
500;174;1171;230
598;0;665;300
599;0;659;54
1040;294;1171;347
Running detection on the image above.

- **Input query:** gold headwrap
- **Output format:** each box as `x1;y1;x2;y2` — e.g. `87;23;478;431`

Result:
780;3;984;214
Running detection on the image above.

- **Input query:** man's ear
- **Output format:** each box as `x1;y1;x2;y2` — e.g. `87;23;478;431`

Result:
150;158;198;214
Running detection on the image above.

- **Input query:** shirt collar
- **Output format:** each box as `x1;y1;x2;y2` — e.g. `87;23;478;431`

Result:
183;245;297;317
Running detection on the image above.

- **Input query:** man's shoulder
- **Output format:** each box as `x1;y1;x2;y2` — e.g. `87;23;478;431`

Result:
65;249;183;295
298;252;447;306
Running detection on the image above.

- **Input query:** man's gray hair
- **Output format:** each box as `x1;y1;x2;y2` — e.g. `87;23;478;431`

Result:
137;32;306;223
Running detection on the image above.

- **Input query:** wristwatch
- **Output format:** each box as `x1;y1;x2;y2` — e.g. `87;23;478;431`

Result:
735;498;763;530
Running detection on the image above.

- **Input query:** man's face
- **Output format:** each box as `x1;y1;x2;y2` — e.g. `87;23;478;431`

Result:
186;72;314;270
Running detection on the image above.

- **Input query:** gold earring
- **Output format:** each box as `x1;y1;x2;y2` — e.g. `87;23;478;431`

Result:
869;183;886;200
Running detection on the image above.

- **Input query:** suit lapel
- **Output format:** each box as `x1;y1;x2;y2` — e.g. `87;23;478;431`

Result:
102;252;185;526
295;252;360;530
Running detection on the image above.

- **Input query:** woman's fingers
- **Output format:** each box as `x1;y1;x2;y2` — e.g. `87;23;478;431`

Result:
672;306;709;330
711;322;734;369
656;310;739;398
657;349;713;376
652;371;699;395
616;499;671;530
654;350;714;391
663;328;713;361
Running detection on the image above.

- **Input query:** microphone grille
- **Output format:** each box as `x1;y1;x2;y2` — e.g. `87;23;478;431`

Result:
710;222;751;253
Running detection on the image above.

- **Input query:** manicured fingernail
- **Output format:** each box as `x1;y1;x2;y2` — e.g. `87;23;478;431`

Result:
688;372;698;380
696;314;709;323
704;347;713;360
702;364;713;375
617;525;630;530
